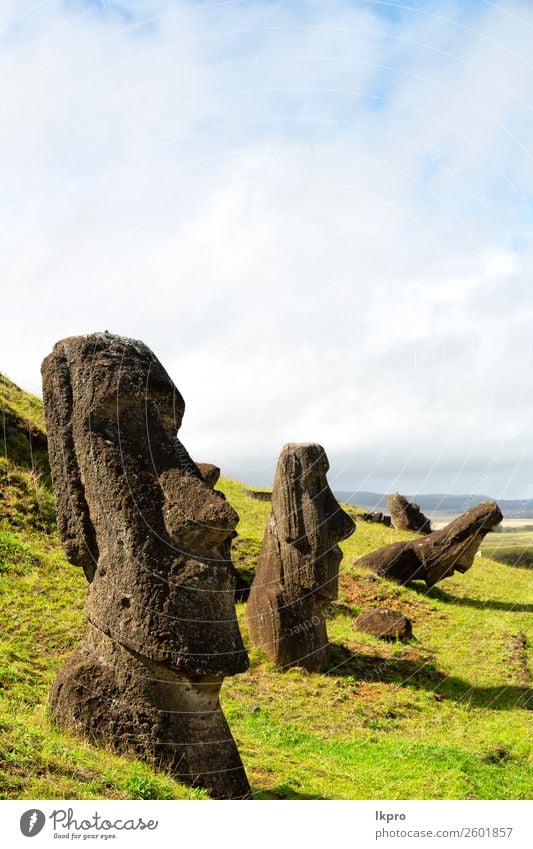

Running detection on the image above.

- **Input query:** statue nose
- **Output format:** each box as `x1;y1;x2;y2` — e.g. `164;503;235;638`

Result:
328;504;356;542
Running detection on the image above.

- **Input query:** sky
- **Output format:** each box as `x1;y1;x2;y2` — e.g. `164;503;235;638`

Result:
1;0;533;497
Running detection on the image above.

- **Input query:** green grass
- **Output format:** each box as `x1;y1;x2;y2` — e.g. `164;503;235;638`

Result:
1;374;49;479
481;530;533;569
0;521;209;800
218;479;532;799
0;376;208;800
0;380;531;800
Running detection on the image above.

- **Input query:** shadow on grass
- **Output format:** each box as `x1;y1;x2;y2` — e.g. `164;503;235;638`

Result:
409;582;533;613
253;786;326;800
327;644;532;711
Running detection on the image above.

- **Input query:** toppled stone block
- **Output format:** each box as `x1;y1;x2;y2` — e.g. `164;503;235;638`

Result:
354;608;412;641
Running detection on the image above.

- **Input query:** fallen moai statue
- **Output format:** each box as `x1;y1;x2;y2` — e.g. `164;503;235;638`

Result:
355;501;502;587
42;332;250;799
354;511;392;527
387;492;432;534
246;442;355;671
195;462;221;488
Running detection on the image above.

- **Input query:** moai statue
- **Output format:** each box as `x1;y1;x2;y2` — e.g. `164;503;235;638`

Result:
196;462;221;489
42;332;250;799
357;501;502;587
246;443;355;672
387;493;432;534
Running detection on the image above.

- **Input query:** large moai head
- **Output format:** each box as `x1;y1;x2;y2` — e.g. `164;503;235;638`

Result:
246;442;355;671
42;333;250;798
42;332;247;676
387;493;432;535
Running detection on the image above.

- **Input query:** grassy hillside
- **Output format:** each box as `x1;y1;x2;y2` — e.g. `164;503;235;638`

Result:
0;375;531;800
0;375;209;800
481;529;533;569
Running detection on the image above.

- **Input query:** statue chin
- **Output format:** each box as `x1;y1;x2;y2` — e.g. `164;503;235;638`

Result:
50;625;251;800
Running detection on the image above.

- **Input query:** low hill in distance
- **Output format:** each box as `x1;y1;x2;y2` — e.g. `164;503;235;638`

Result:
1;374;532;800
336;491;533;521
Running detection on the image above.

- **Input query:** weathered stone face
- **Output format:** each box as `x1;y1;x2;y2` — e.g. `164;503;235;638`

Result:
356;501;502;587
387;493;432;534
42;332;250;798
246;443;355;671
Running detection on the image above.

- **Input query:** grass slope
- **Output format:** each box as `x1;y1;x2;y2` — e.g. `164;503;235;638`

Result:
220;479;532;799
481;530;533;569
1;375;532;800
0;375;208;800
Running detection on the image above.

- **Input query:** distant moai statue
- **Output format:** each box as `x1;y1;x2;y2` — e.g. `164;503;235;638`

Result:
196;462;221;488
357;501;502;587
42;332;250;799
387;493;432;534
246;443;355;671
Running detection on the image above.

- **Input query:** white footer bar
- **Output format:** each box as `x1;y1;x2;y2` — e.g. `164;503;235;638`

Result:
3;799;530;849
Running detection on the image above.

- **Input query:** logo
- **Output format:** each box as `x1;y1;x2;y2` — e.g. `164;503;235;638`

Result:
20;809;46;837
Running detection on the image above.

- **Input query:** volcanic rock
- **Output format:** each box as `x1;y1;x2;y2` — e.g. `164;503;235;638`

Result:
196;462;221;489
387;492;432;534
42;332;250;799
245;489;272;502
355;511;392;527
356;501;502;587
246;443;355;671
354;608;412;641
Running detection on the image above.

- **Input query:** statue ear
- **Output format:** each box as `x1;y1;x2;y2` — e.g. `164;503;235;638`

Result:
275;453;307;546
42;345;99;581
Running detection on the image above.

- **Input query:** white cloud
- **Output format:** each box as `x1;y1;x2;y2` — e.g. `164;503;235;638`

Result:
1;0;532;496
